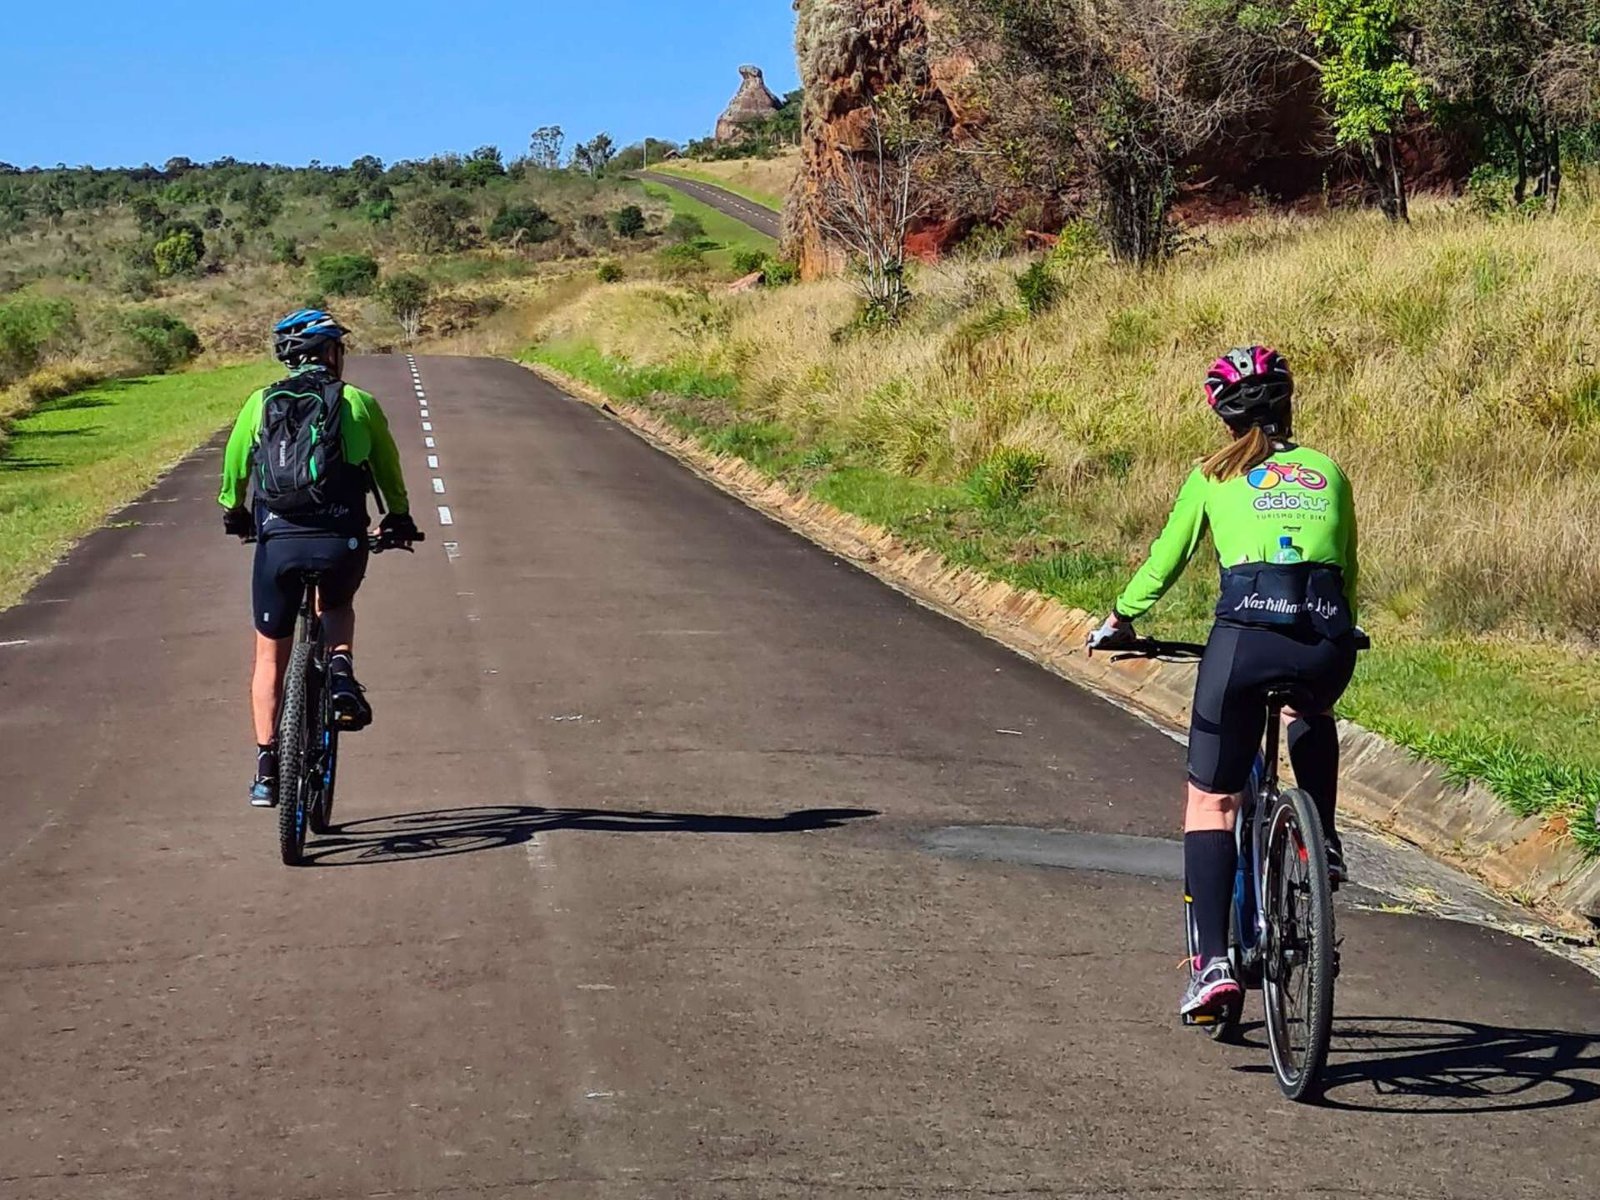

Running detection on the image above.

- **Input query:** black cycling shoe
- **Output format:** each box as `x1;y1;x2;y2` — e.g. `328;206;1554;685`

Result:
329;672;373;731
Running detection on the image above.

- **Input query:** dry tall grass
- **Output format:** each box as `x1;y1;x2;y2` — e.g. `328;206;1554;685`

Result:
535;194;1600;643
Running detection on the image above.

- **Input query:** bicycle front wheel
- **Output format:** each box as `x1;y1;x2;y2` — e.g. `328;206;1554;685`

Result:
1262;786;1335;1101
276;641;314;866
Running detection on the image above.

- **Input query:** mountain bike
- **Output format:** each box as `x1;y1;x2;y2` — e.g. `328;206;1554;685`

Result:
244;530;422;866
1114;632;1368;1102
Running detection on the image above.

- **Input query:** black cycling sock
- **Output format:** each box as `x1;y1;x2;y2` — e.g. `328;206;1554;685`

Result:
328;651;353;679
1288;714;1340;840
1185;830;1236;963
256;743;278;781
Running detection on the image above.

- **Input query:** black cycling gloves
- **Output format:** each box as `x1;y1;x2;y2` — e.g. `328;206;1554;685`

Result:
379;511;419;544
223;507;254;538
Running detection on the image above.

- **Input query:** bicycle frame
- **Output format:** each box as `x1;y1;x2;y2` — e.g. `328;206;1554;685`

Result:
1231;705;1287;985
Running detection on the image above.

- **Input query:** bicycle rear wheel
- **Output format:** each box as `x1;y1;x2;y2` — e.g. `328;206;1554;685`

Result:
309;721;339;834
276;641;314;866
1262;786;1335;1101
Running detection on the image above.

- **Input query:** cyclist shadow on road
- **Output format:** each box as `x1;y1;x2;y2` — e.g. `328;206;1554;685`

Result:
301;804;880;868
1234;1015;1600;1113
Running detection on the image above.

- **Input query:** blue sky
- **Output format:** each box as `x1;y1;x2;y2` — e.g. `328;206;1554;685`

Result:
3;1;798;169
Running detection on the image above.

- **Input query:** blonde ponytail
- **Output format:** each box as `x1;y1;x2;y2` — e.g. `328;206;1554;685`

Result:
1201;425;1274;482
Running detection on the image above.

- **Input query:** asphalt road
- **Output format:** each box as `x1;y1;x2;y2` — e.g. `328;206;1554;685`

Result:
2;355;1597;1199
638;171;782;240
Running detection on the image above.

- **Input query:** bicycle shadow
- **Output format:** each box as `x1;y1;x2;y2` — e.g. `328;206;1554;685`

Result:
1232;1015;1600;1113
303;804;879;867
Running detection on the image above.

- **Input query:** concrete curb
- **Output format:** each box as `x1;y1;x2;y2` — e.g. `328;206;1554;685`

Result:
519;360;1600;939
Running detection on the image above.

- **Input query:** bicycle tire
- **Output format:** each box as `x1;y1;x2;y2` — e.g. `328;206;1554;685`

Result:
310;724;339;834
1262;786;1335;1101
276;641;314;866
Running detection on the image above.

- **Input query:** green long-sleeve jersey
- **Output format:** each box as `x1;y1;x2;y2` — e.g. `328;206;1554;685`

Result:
1114;445;1358;625
218;373;409;520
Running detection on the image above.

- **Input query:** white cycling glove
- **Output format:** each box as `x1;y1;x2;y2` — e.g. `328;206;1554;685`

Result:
1086;614;1134;652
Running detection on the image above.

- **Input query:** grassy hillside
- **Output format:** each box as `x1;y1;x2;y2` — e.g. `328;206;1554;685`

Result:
651;150;801;211
640;183;777;271
523;190;1600;851
0;362;277;607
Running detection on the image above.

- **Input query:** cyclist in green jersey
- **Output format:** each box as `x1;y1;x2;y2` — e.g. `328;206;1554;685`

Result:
219;310;415;806
1086;346;1359;1020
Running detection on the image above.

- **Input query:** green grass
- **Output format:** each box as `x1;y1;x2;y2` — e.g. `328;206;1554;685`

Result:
649;164;785;212
527;342;1600;856
639;182;776;271
0;362;278;609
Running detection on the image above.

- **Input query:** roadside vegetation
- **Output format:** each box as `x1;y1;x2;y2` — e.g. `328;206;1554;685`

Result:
0;362;276;607
521;188;1600;852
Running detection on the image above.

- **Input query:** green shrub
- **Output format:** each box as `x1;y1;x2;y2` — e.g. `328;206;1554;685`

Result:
657;241;706;278
967;447;1048;509
665;212;706;243
377;272;430;341
488;202;558;244
272;236;302;266
364;197;396;225
0;296;80;385
1015;259;1062;316
762;259;799;287
596;260;625;283
152;223;205;277
116;308;201;374
612;205;646;238
314;253;379;297
730;248;768;276
1050;219;1104;268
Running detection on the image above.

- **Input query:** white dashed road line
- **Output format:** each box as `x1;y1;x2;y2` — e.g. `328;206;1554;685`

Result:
424;437;435;448
427;455;439;469
437;506;454;526
422;422;432;432
432;478;445;494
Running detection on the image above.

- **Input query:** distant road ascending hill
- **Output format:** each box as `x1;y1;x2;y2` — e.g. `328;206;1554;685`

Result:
638;169;782;240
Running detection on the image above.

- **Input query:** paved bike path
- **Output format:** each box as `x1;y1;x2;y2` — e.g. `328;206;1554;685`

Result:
637;170;782;240
1;355;1596;1198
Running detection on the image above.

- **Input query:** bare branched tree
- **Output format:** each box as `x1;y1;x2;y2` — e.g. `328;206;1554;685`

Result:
815;93;935;322
953;0;1284;264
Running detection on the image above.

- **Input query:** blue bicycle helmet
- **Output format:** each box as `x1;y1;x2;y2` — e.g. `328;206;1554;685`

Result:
273;309;347;365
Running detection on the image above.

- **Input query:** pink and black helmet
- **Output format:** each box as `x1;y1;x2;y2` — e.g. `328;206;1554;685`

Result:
1204;345;1293;429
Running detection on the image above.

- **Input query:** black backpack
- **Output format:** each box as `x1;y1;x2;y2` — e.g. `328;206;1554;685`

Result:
254;372;350;516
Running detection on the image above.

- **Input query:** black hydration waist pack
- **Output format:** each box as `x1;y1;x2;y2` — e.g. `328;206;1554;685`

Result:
1216;561;1354;640
254;373;351;518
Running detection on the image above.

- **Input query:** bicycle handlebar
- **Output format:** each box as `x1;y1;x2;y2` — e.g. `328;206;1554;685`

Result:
1108;630;1372;662
234;531;426;553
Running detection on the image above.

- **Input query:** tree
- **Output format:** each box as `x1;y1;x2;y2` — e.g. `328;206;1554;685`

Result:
665;212;706;243
488;202;558;244
404;192;473;251
1212;0;1427;221
152;222;205;277
463;144;507;186
529;126;565;171
611;204;646;237
313;253;380;296
1416;0;1600;210
116;308;200;373
573;133;617;176
814;92;932;320
378;272;431;343
239;179;282;229
129;194;165;234
350;154;385;182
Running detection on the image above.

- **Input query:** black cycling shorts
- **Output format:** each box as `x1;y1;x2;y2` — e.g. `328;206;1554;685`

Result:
1187;623;1357;794
251;534;369;639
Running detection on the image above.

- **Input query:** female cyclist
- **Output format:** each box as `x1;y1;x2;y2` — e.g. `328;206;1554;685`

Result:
1086;346;1359;1021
